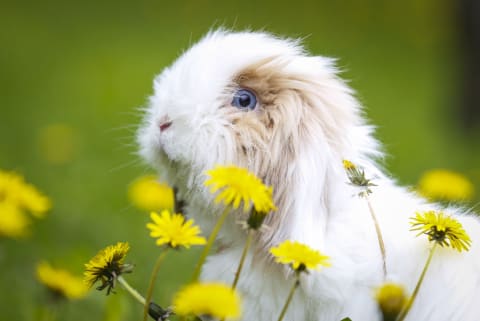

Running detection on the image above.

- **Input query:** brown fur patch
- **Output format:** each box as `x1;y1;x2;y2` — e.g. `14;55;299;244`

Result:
221;55;362;251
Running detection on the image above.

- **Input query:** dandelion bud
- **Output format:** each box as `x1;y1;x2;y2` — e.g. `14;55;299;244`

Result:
342;160;376;197
375;283;407;321
148;302;172;321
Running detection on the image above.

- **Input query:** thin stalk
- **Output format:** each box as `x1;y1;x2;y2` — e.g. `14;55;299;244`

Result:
117;275;146;305
365;195;387;278
396;243;437;321
232;229;254;290
143;249;169;321
191;206;231;283
219;230;254;321
276;274;300;321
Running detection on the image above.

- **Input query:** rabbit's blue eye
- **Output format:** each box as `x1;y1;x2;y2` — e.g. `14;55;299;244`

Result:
232;89;257;110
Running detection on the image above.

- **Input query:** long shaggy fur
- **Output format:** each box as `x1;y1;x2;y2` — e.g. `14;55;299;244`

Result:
138;30;480;321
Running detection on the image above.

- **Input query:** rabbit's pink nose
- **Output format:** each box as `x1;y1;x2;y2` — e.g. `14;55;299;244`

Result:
159;121;172;132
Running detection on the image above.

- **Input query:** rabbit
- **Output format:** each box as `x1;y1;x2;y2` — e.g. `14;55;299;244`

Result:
138;30;480;321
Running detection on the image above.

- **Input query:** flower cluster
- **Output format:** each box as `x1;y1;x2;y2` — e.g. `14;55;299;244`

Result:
37;261;88;300
84;242;133;294
410;210;471;252
0;169;51;238
77;164;475;321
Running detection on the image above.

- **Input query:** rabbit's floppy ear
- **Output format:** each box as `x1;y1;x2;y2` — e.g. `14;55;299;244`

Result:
241;55;381;251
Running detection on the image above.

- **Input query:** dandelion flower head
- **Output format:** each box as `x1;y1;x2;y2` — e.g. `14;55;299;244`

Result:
128;175;174;212
84;242;132;294
173;282;241;319
418;169;474;202
270;240;331;272
147;210;206;248
410;211;471;252
204;165;276;213
37;261;88;300
0;201;30;238
0;169;51;217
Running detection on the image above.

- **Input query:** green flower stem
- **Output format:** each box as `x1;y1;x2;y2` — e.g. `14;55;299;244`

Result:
277;273;300;321
232;229;254;290
143;249;169;321
396;243;437;321
117;275;146;305
191;206;231;283
365;195;387;278
220;229;254;321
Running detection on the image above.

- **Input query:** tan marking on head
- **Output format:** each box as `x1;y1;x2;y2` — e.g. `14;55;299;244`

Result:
220;55;366;250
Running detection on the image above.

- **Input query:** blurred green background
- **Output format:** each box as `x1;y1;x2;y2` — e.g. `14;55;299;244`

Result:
1;0;479;320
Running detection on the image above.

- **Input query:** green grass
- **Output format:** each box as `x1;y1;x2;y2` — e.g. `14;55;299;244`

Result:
1;0;479;320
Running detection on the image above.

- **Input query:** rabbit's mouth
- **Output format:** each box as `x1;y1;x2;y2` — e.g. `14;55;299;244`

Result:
159;121;172;132
158;115;172;132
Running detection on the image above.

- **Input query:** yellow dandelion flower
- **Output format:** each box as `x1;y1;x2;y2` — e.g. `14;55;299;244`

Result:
84;242;133;294
146;210;206;249
16;183;51;218
270;240;331;272
410;211;471;252
37;261;88;300
204;165;276;213
0;201;30;238
128;175;174;212
173;282;241;319
374;283;407;319
0;170;51;217
418;169;474;202
342;159;356;170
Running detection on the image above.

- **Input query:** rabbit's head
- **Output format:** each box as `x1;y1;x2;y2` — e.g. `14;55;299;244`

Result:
138;30;380;248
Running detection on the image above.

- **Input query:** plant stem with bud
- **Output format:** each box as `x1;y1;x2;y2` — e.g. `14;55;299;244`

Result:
143;249;169;321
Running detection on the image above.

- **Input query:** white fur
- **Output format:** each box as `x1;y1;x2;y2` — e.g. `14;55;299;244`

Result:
138;30;480;321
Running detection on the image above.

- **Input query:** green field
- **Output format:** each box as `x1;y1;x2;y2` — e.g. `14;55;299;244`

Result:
1;0;479;320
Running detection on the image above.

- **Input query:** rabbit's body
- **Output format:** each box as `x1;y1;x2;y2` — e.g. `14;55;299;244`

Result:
138;30;480;321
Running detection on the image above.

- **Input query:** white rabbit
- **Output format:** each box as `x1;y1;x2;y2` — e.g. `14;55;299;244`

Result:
138;30;480;321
